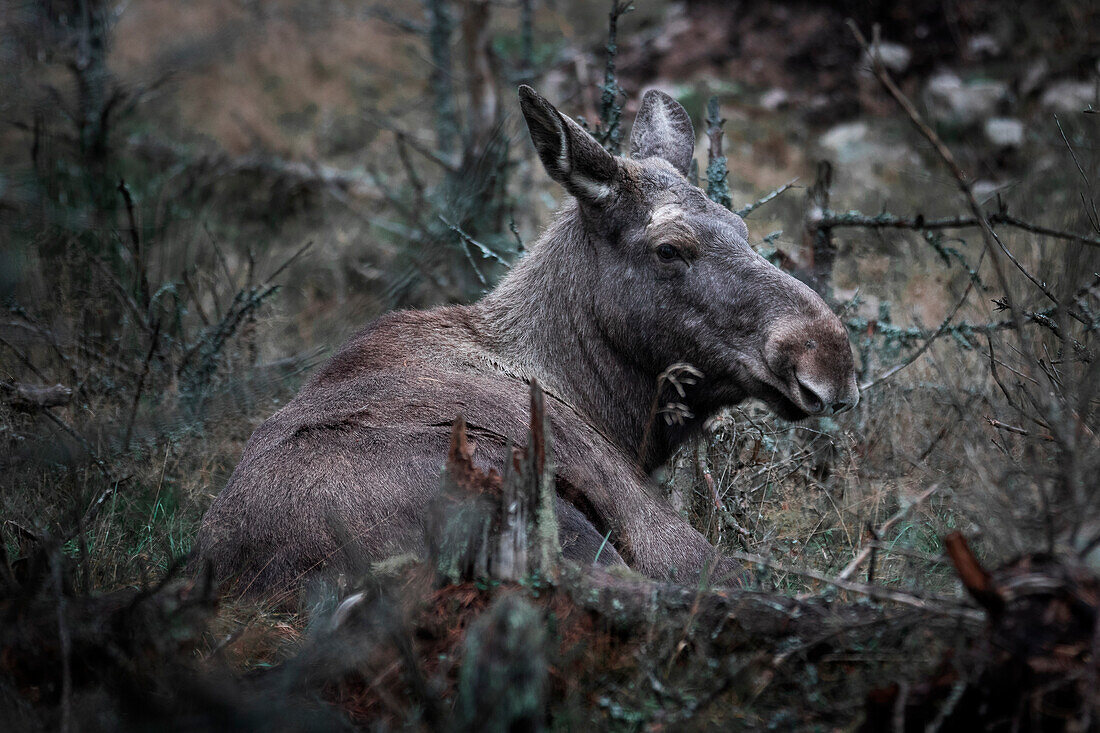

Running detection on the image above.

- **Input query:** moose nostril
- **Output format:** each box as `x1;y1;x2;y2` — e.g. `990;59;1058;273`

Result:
831;401;851;414
797;381;826;414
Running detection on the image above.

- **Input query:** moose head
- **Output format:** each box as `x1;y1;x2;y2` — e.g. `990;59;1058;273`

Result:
481;86;858;469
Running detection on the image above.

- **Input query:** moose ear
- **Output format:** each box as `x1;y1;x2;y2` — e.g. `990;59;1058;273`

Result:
629;89;695;177
518;85;619;203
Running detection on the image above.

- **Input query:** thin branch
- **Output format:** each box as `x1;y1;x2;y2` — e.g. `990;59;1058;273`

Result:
818;209;1100;250
1054;115;1100;233
860;251;983;391
736;178;798;218
365;4;427;35
122;318;161;450
117;179;150;311
40;408;112;482
438;215;510;266
87;252;153;335
985;417;1053;439
0;335;51;383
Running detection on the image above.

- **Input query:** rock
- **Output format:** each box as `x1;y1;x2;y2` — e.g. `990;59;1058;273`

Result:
967;34;1002;59
759;87;789;111
924;71;1009;128
1040;80;1098;114
984;117;1024;148
818;121;919;180
820;121;868;155
652;13;692;54
861;41;911;75
972;180;1005;202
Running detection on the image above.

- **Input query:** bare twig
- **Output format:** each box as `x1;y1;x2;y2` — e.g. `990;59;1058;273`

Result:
438;215;510;266
1055;115;1100;233
736;178;798;218
818;208;1100;250
87;252;153;335
177;241;312;382
847;21;1023;334
0;335;52;383
117;179;150;310
696;441;724;510
860;252;984;391
985;417;1053;440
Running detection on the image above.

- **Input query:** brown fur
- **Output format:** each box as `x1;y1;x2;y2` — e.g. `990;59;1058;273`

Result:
195;87;857;595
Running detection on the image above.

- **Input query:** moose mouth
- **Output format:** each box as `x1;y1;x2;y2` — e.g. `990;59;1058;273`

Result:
752;380;814;422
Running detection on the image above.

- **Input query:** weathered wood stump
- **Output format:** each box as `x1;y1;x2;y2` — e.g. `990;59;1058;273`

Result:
430;380;559;584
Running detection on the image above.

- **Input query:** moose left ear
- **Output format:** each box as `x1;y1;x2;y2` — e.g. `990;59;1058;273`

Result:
628;89;696;177
519;85;620;204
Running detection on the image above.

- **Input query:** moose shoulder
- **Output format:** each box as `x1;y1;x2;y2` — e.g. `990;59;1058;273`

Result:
195;86;858;596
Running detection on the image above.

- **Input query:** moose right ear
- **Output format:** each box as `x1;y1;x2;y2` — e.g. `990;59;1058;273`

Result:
518;85;620;203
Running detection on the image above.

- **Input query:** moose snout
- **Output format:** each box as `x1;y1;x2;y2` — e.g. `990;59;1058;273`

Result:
766;317;859;418
794;373;859;415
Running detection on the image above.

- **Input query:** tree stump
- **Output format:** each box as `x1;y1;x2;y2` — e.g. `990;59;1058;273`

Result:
431;380;560;584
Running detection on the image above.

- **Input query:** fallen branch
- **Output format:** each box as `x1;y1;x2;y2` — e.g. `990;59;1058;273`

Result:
943;532;1004;615
0;382;72;410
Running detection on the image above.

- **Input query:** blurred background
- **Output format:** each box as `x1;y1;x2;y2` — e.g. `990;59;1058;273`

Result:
1;0;1098;728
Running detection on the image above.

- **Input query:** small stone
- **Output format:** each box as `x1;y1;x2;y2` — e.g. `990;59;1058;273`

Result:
862;41;911;74
924;71;1008;128
820;121;868;155
984;117;1024;148
972;180;1004;202
967;34;1002;59
759;88;789;111
1040;80;1098;114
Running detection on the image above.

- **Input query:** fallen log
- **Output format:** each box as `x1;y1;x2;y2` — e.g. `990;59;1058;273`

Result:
1;382;72;411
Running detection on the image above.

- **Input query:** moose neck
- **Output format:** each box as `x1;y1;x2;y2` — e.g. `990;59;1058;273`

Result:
478;205;692;470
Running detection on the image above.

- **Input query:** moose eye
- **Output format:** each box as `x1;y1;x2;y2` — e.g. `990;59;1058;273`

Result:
655;243;680;262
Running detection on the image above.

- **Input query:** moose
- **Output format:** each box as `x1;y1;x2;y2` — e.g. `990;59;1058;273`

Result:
195;86;858;595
